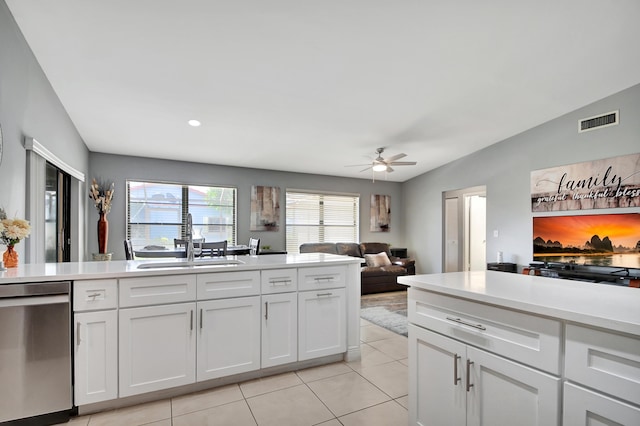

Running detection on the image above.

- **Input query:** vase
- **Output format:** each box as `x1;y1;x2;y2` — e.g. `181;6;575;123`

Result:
98;212;109;254
3;245;18;268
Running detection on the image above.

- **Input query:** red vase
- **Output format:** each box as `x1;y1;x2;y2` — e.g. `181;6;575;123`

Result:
98;213;109;254
3;245;18;268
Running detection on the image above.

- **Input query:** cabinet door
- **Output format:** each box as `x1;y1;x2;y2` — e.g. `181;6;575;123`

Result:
262;293;297;368
466;346;561;426
119;303;196;397
74;310;118;405
197;296;261;381
298;288;346;361
408;324;466;426
563;382;640;426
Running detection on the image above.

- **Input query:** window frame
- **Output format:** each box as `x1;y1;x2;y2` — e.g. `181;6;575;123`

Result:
285;189;360;254
126;180;237;249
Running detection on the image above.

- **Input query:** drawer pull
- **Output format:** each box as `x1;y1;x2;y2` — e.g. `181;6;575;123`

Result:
314;277;334;282
466;359;474;392
317;292;333;297
453;354;461;385
270;279;292;286
446;316;486;330
87;292;103;299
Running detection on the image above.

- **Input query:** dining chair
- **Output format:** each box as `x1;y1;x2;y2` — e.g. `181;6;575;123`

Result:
124;239;134;260
201;241;228;257
174;238;204;249
249;238;260;255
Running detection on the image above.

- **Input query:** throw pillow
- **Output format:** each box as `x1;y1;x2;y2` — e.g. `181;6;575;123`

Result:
364;252;392;267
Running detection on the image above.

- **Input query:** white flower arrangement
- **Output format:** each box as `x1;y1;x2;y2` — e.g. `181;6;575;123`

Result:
0;207;31;246
89;178;115;215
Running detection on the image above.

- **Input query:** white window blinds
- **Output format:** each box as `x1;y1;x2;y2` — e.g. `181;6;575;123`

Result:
286;190;359;254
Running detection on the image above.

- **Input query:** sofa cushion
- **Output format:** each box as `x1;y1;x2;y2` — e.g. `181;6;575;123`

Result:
364;251;392;267
361;265;407;276
299;243;338;254
336;242;362;257
360;242;392;257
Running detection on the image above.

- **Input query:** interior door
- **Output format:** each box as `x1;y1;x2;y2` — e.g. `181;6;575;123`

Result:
45;162;71;262
443;186;486;272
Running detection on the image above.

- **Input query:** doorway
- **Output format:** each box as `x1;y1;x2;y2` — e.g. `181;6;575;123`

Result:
443;186;486;272
45;162;71;262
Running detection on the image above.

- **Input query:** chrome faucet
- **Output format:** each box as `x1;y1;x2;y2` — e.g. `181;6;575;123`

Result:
186;213;194;262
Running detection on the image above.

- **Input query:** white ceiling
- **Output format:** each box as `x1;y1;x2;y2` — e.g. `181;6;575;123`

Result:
6;0;640;182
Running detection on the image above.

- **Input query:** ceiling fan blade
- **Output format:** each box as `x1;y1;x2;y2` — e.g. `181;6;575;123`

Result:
345;163;372;167
386;166;394;173
388;161;417;166
385;153;407;162
359;166;372;172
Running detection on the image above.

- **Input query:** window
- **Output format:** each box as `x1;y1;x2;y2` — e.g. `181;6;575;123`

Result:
286;190;359;254
127;181;237;249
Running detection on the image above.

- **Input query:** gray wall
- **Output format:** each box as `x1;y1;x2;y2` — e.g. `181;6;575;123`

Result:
89;153;404;260
0;2;89;258
404;83;640;274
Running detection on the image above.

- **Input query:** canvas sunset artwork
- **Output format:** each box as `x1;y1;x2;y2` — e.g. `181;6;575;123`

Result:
533;213;640;268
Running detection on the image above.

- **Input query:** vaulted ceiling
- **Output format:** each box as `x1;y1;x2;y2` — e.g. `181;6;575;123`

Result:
6;0;640;181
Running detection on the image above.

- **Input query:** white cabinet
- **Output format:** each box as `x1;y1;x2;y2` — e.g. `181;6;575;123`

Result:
73;279;118;405
465;346;560;426
409;324;466;426
408;325;560;426
197;296;261;380
262;292;297;368
298;288;346;361
563;382;640;425
74;310;118;405
563;324;640;425
119;303;196;397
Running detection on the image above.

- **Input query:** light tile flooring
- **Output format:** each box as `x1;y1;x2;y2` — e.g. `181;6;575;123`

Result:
58;319;408;426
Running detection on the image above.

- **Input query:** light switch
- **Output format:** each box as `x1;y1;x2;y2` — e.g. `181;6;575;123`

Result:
493;230;499;238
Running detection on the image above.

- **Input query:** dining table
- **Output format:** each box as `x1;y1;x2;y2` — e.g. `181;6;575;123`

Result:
134;244;251;258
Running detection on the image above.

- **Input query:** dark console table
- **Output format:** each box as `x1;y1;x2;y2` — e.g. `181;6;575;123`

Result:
487;262;517;273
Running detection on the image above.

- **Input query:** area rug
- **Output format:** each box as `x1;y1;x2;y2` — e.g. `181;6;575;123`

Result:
360;306;408;337
360;291;408;336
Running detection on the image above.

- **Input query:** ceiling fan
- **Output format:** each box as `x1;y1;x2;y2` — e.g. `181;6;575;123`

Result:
348;147;417;174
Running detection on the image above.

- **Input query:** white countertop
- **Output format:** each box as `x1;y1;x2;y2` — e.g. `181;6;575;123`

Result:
0;253;361;284
399;271;640;337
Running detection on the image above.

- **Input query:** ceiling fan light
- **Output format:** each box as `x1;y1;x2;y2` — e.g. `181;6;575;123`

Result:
372;164;387;172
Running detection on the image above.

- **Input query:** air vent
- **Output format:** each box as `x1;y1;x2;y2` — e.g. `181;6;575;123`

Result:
578;110;619;133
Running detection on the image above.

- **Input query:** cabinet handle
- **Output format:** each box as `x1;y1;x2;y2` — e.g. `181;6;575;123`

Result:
446;316;486;330
314;276;334;282
76;322;81;346
200;309;203;329
265;302;269;320
316;292;332;297
466;359;474;392
270;279;291;286
190;310;194;331
453;354;461;385
87;292;101;299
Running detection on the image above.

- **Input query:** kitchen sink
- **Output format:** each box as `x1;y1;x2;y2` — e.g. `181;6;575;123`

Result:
137;259;244;269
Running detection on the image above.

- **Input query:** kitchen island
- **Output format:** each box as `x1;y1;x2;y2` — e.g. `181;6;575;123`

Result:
1;253;361;417
398;271;640;426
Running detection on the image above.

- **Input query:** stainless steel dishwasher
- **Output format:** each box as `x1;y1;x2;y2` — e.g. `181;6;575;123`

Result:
0;281;73;424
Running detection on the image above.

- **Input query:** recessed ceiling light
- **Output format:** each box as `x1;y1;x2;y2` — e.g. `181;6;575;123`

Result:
188;119;201;127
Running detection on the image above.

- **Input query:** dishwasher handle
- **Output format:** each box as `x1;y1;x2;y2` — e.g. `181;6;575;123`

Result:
0;294;69;308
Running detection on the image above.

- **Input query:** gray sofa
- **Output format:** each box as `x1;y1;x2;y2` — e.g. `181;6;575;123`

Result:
299;242;415;294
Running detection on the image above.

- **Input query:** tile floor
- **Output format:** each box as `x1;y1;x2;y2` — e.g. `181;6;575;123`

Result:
57;319;408;426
